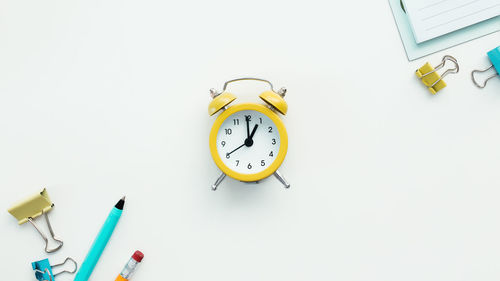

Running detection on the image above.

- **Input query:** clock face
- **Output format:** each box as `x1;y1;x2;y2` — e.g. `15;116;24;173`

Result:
216;110;281;175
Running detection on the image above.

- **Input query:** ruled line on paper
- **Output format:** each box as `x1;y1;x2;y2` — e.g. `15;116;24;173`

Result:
419;0;452;11
425;3;500;30
422;0;482;21
402;0;500;43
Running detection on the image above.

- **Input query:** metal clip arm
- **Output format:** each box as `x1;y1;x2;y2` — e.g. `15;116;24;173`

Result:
28;210;63;253
52;257;78;277
471;65;497;88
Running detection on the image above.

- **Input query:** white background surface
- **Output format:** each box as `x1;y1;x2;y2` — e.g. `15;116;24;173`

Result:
0;0;499;280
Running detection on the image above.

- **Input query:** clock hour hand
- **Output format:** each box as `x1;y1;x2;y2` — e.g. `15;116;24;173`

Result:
226;143;245;157
249;124;258;140
245;124;258;147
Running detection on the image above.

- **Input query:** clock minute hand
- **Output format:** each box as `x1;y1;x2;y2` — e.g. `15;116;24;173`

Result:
245;115;250;139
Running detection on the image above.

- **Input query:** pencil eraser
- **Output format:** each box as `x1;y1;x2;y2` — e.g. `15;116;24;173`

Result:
132;250;144;262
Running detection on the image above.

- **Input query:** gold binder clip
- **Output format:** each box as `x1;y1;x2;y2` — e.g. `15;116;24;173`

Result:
7;188;63;253
416;55;459;94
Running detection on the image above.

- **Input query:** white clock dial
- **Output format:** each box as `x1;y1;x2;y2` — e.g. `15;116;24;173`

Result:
216;110;281;175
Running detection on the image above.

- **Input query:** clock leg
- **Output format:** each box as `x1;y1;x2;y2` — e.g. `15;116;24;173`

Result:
274;170;290;189
211;172;226;191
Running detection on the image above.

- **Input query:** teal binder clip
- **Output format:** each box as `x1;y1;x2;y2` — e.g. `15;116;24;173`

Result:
32;258;77;281
472;46;500;88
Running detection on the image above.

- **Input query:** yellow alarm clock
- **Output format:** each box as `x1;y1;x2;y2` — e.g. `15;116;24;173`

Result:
208;78;290;190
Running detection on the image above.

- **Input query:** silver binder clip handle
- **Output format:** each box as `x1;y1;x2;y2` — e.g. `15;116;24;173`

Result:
53;257;78;277
34;268;54;281
420;55;460;88
28;210;63;253
471;65;497;88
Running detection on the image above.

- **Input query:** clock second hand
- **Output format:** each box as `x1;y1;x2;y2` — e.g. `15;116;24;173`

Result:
226;143;245;157
226;124;259;158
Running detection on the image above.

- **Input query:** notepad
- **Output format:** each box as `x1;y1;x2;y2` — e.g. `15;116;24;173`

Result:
402;0;500;43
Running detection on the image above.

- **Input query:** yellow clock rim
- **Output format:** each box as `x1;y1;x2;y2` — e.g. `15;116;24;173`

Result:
209;103;288;182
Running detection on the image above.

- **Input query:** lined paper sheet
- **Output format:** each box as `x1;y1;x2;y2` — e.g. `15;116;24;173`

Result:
402;0;500;43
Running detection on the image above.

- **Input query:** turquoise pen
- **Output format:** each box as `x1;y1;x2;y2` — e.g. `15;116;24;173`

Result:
74;196;125;281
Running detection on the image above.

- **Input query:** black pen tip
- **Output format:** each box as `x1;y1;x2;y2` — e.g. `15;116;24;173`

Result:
115;196;125;210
